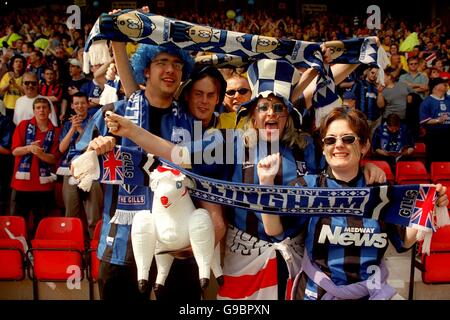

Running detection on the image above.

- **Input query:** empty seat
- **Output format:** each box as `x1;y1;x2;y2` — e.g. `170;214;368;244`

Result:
360;159;394;184
0;216;27;280
29;217;85;282
395;161;430;185
414;142;426;156
88;220;102;300
431;162;450;184
420;226;450;284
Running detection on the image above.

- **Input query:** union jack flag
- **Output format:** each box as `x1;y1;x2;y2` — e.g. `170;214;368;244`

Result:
102;149;124;184
410;185;437;231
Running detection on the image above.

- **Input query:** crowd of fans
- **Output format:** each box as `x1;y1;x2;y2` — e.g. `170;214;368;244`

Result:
0;6;448;243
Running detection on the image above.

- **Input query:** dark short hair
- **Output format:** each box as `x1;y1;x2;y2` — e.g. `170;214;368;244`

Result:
386;113;401;127
72;91;88;103
320;107;369;146
180;66;227;107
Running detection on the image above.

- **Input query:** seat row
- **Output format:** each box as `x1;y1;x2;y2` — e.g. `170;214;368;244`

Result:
361;160;450;194
0;216;101;300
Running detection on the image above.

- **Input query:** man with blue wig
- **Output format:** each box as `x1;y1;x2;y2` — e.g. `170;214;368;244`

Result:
75;40;203;300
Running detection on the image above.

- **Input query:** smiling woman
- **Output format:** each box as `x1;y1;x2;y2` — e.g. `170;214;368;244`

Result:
289;106;448;300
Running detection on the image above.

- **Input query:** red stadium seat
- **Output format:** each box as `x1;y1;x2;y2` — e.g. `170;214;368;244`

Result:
431;162;450;184
395;161;430;185
0;216;27;280
88;220;102;282
409;226;450;299
28;218;85;288
88;220;102;300
360;159;394;184
413;142;427;165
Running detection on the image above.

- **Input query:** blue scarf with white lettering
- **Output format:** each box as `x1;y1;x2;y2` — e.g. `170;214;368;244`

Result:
74;90;151;225
15;118;56;184
84;10;388;111
95;146;442;237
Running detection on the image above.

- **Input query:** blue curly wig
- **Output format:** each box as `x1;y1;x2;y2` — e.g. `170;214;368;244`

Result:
131;44;194;84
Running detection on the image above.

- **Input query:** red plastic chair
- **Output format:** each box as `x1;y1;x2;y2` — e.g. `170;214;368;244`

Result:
89;220;102;282
0;216;27;280
395;161;430;185
409;226;450;299
413;142;427;165
88;220;102;300
28;217;85;289
360;159;394;184
431;162;450;184
420;226;450;284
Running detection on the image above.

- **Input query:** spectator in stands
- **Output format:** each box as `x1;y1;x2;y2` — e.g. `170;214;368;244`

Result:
178;65;226;129
290;106;448;300
351;66;383;136
372;113;415;171
400;57;429;140
60;58;89;122
26;50;45;82
0;48;13;80
419;77;450;167
39;67;63;119
10;97;60;238
388;54;408;81
342;91;356;109
378;68;413;122
74;35;201;301
58;92;102;239
0;110;15;214
0;54;26;120
223;73;252;113
13;72;58;127
218;73;252;129
389;43;408;72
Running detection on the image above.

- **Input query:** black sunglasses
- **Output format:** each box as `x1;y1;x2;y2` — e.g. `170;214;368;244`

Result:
24;81;38;86
225;88;250;96
322;135;359;145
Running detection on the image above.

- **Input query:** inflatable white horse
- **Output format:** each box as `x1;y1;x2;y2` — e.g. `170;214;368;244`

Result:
131;165;223;294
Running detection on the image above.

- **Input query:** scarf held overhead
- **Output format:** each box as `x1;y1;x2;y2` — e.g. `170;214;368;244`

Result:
71;145;449;252
84;9;388;110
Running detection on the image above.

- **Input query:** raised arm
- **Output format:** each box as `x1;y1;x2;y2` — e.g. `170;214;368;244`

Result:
257;153;283;236
111;42;139;97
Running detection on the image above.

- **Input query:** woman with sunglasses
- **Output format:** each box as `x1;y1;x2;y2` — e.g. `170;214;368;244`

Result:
265;106;449;300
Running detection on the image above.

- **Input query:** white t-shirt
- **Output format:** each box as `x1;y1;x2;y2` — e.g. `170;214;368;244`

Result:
13;95;58;127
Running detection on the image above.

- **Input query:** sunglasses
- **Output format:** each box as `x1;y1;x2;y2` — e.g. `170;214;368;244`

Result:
256;102;286;115
322;135;359;145
225;88;250;96
24;81;38;86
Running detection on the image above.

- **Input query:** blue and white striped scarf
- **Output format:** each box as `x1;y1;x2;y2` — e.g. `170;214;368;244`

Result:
73;145;450;254
84;10;388;111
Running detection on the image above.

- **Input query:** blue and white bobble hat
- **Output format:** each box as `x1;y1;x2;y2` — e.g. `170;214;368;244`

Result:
237;59;302;128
